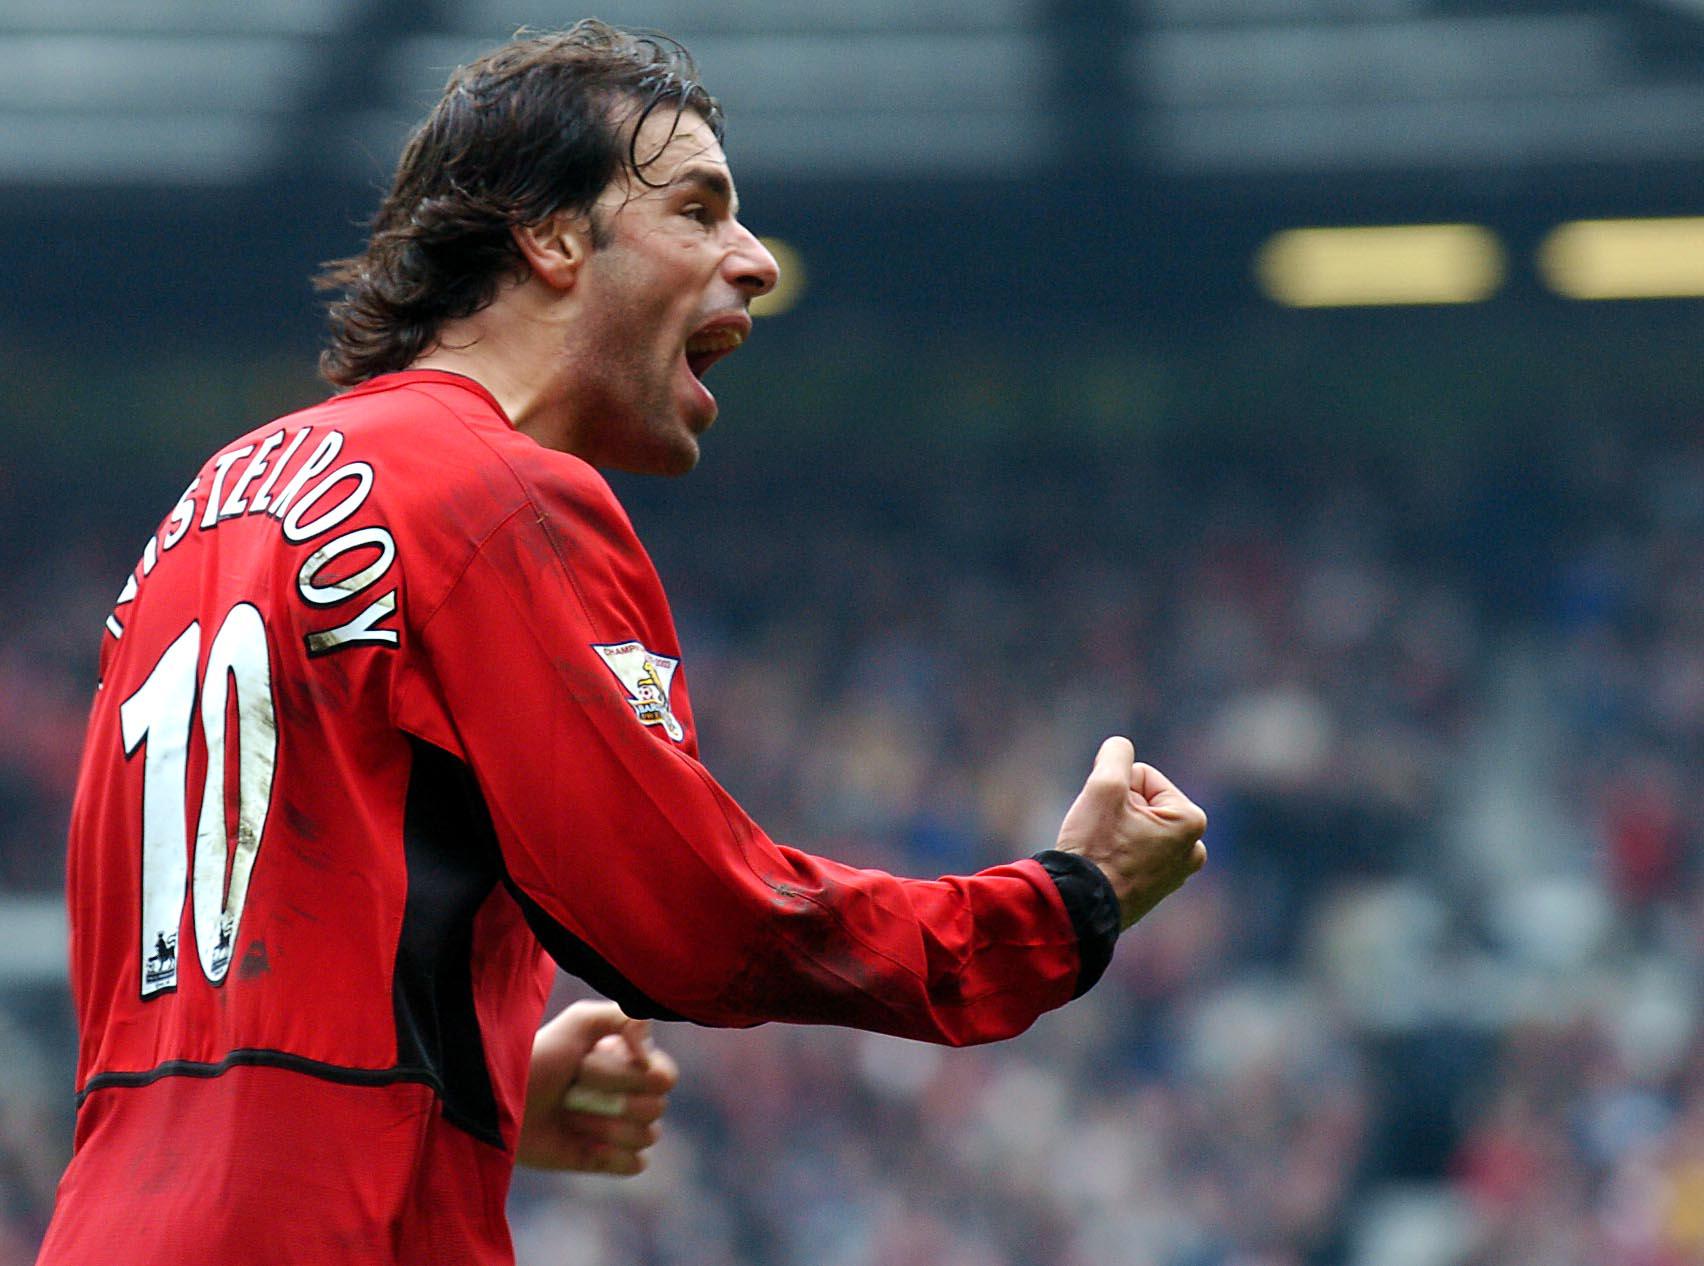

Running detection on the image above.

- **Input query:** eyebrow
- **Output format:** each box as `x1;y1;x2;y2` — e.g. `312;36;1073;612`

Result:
671;166;738;217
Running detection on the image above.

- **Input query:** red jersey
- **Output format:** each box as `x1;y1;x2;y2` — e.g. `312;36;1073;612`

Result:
40;371;1117;1265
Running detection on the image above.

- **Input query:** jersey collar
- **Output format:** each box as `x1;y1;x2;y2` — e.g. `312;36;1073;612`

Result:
345;370;514;426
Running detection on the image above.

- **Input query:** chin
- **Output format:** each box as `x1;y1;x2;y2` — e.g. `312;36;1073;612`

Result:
609;434;702;477
651;445;701;477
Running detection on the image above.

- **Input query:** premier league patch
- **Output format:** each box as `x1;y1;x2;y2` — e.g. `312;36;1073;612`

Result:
593;641;685;742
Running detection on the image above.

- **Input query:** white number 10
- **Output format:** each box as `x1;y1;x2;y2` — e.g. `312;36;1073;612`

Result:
120;603;278;998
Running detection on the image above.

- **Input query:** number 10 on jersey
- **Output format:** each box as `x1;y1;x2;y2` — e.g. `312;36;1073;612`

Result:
120;603;279;998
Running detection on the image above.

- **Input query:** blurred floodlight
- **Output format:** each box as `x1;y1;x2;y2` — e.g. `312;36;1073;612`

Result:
1256;224;1504;308
751;238;805;317
1539;217;1704;299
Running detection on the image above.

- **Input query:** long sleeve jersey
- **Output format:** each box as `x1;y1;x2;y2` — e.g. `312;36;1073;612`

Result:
38;370;1120;1265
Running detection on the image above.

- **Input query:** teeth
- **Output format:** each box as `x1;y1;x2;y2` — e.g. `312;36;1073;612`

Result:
686;327;745;355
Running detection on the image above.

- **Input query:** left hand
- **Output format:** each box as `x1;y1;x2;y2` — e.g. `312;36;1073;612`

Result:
517;1000;680;1174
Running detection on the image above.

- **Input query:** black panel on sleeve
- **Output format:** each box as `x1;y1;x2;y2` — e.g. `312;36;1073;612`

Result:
393;738;506;1146
502;879;684;1023
1031;850;1121;999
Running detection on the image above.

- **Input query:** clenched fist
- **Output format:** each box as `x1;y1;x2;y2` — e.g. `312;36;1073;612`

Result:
1055;736;1207;930
518;1000;679;1175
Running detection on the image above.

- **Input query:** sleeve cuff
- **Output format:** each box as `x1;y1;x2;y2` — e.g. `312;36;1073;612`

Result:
1031;850;1121;999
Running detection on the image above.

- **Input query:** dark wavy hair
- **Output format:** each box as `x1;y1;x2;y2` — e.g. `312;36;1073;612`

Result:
317;21;723;387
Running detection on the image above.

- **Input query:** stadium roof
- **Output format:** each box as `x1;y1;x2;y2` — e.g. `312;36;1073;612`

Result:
4;0;1704;186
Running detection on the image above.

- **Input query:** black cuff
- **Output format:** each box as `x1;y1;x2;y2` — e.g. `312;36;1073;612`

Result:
1032;850;1121;999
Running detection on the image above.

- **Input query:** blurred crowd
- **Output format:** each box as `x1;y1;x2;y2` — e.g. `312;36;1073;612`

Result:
1;411;1699;1265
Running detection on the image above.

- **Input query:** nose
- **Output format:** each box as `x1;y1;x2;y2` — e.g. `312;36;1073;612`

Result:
727;222;779;299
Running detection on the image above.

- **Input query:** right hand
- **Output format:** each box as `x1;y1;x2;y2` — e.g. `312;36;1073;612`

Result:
1055;736;1207;930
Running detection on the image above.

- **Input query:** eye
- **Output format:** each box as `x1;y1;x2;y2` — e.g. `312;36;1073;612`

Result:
683;204;713;227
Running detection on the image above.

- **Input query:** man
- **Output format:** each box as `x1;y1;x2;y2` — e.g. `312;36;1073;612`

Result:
40;21;1207;1265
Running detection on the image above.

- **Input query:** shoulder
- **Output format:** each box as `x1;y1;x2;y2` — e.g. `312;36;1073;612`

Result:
303;372;633;551
329;376;661;603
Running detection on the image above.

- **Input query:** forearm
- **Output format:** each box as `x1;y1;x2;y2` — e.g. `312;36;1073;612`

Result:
512;828;1115;1047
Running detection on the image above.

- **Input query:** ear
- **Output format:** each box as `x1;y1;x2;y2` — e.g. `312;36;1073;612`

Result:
511;212;593;291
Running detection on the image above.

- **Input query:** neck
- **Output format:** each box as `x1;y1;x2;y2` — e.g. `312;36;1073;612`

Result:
410;286;574;451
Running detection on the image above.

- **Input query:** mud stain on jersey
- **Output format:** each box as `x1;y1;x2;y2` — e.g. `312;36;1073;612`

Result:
238;940;271;978
282;802;328;856
716;875;910;1026
283;901;322;925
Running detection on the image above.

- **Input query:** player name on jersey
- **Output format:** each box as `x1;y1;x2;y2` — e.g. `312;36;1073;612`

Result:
105;426;400;658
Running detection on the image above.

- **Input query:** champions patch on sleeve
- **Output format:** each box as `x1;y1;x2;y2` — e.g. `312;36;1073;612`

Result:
592;641;684;742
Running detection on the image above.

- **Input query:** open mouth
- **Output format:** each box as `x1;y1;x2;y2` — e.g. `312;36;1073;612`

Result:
684;321;748;381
